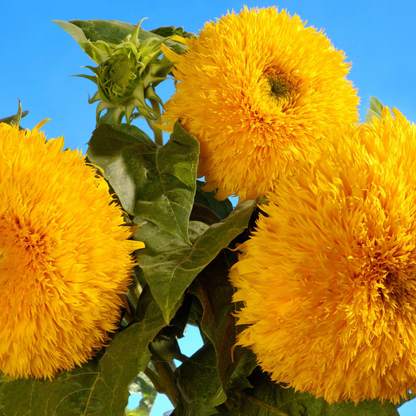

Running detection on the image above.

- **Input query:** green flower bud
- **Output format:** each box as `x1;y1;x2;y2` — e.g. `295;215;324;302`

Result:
78;19;173;124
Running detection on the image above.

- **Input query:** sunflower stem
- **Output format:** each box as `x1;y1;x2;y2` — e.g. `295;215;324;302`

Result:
149;99;164;146
144;367;165;394
175;353;189;363
151;360;180;407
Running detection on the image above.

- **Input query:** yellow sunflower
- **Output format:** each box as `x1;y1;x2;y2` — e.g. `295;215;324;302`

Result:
230;108;416;404
161;6;359;201
0;122;144;379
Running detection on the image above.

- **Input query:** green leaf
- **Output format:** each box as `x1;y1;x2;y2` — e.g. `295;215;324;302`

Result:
53;20;108;64
188;249;257;392
226;349;258;392
150;26;196;39
55;19;187;60
0;355;104;416
365;108;382;123
365;96;384;123
127;370;157;416
88;121;199;243
134;199;256;323
69;19;140;44
0;288;179;415
154;292;194;341
370;96;384;116
70;19;189;54
173;343;224;416
232;370;399;416
195;180;233;220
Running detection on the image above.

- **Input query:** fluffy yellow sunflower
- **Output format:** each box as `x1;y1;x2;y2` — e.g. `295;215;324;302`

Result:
230;108;416;404
161;6;359;201
0;122;144;379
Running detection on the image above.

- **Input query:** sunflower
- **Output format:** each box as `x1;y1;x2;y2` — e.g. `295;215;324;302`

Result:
0;122;144;379
230;108;416;404
161;6;359;201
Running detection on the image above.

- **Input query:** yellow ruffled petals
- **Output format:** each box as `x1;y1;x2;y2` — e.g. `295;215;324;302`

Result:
162;6;359;202
0;122;144;379
231;108;416;404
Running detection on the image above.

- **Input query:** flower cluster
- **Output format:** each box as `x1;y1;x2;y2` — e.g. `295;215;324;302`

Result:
0;122;144;378
160;6;416;404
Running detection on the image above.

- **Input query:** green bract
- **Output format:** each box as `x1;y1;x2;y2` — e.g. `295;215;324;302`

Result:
78;19;173;124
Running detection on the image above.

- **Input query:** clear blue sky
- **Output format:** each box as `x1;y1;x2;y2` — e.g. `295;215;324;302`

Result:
2;1;416;415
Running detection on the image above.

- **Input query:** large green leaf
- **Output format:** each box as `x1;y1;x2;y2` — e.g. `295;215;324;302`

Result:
0;288;179;416
189;249;257;392
88;122;199;243
53;19;187;64
173;343;224;416
231;370;399;416
134;199;256;323
69;19;188;54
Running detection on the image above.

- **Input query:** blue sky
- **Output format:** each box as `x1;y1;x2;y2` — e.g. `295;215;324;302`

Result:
2;1;416;415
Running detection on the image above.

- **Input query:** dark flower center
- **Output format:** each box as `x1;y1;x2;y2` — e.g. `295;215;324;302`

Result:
267;76;292;101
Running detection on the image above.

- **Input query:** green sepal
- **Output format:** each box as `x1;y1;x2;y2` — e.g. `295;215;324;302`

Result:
88;90;102;104
72;74;97;83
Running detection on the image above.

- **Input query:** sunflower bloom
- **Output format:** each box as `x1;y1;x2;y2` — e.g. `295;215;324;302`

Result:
0;122;144;379
161;6;359;201
230;108;416;403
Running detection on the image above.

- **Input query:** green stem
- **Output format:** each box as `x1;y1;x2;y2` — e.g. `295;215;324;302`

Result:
175;353;189;363
152;360;180;407
149;99;164;146
144;367;165;394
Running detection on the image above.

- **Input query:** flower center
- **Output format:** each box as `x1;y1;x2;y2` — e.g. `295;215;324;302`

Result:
109;58;136;89
267;76;292;101
377;269;416;308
